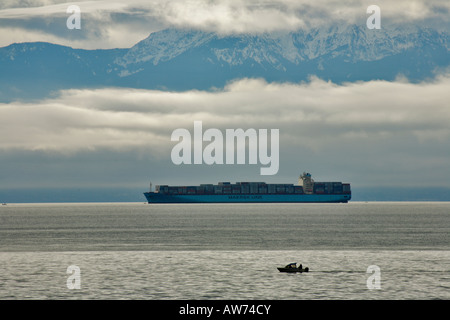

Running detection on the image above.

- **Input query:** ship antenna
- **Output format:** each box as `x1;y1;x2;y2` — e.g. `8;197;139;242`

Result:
150;181;152;192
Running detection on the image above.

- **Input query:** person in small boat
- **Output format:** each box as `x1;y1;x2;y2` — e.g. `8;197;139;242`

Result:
299;264;302;269
285;263;296;268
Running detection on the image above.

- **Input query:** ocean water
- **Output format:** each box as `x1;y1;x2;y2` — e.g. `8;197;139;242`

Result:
0;202;449;300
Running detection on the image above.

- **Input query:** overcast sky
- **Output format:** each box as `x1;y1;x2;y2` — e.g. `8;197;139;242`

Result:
0;0;449;49
0;1;449;201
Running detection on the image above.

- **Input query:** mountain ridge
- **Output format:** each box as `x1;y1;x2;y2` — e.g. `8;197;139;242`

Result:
0;24;448;101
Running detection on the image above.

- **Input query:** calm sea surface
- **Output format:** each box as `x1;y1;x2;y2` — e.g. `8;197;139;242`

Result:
0;202;448;299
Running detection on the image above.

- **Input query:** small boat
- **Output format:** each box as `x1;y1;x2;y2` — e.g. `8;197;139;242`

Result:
277;263;309;273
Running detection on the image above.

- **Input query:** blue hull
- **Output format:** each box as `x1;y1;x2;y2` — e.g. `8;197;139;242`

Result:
143;192;351;203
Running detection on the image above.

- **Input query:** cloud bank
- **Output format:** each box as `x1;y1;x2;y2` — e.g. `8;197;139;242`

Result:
1;0;449;49
1;76;449;186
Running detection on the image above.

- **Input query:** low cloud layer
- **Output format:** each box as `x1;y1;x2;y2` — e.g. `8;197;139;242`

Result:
1;0;449;49
1;75;449;187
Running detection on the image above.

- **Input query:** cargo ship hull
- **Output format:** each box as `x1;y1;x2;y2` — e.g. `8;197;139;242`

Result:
144;173;351;204
143;192;351;203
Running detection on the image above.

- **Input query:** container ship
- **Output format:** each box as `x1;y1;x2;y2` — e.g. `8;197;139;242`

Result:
144;172;351;203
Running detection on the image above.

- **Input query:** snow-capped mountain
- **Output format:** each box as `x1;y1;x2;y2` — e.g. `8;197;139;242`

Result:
116;24;448;70
0;24;448;101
